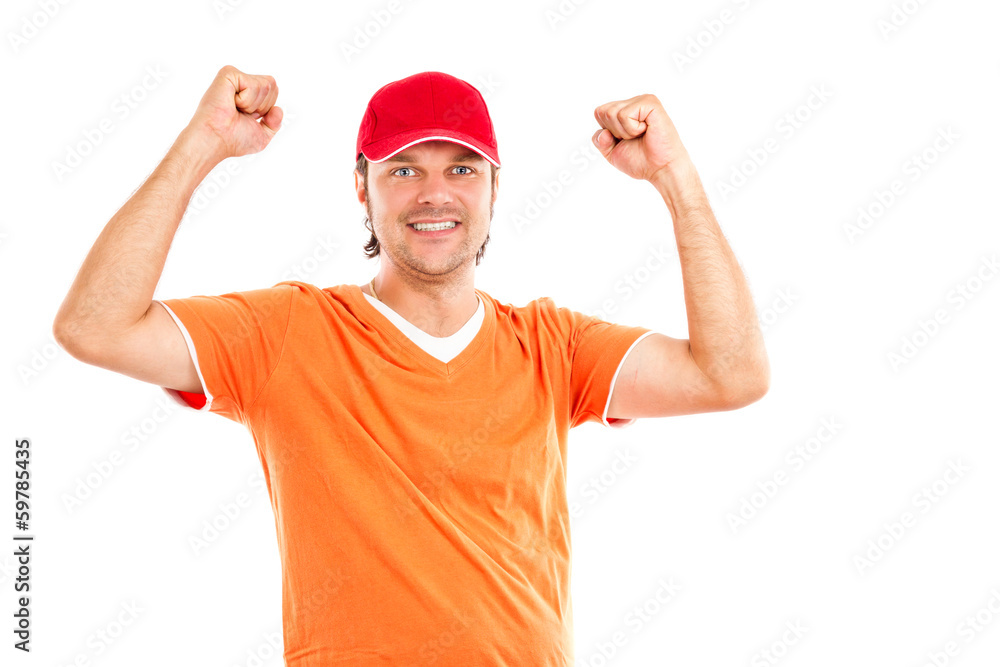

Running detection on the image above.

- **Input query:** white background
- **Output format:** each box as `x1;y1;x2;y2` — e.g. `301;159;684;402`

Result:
3;0;999;665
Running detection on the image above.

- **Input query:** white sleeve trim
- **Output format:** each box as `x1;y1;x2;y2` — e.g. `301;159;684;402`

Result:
153;299;214;413
602;330;657;428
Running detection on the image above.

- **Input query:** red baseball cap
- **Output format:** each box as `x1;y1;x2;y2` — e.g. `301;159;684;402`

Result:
356;71;500;168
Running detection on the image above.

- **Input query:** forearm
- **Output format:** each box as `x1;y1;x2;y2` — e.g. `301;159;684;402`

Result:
54;126;223;349
653;156;770;399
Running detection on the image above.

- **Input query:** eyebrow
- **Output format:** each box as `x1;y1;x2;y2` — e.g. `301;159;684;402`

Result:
385;151;485;164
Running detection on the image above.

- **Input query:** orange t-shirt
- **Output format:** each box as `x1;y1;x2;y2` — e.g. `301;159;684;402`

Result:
155;281;654;666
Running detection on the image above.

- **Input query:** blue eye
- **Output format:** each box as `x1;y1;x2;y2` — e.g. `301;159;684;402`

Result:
392;166;476;177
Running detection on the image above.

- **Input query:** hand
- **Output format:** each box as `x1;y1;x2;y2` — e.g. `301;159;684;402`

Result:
592;94;687;183
186;65;282;161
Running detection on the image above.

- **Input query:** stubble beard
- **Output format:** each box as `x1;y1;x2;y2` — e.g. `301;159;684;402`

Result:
366;198;494;279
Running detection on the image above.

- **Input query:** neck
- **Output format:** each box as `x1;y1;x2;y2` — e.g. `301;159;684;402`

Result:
367;269;478;338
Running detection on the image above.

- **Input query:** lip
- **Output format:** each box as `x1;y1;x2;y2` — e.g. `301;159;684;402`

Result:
408;218;461;225
407;220;461;237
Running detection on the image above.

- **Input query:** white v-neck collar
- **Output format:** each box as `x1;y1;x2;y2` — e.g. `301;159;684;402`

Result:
361;291;485;364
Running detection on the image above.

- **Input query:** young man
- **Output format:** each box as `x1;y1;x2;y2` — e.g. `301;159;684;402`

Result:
53;67;769;666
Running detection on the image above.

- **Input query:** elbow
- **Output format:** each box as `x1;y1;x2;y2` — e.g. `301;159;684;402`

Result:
719;384;768;411
743;377;770;406
739;373;771;408
52;319;82;360
53;299;87;358
748;359;771;402
717;367;770;410
733;350;771;407
697;342;771;411
52;318;97;363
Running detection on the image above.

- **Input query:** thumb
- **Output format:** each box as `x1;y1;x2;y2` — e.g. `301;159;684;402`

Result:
260;105;283;135
593;128;616;159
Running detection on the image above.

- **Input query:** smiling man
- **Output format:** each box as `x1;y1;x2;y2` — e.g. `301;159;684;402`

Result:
53;67;769;666
356;141;494;336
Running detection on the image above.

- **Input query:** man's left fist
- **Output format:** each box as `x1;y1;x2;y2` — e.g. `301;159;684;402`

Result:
593;94;687;182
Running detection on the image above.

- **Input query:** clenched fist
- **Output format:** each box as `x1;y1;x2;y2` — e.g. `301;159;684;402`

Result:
187;65;283;161
592;93;687;184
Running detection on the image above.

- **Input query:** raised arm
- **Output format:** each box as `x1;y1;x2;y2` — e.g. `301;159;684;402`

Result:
52;65;282;394
592;93;770;419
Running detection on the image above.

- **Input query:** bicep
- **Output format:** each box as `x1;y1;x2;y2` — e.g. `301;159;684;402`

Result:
606;333;734;419
72;301;204;395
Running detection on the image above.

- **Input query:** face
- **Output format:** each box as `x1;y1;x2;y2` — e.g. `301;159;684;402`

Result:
356;140;498;279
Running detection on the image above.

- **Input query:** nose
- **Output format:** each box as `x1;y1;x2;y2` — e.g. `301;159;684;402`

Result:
416;170;454;208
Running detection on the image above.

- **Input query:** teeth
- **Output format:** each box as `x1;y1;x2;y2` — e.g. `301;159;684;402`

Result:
413;221;457;231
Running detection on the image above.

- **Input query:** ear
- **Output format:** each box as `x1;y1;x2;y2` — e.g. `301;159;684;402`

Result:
492;170;499;205
355;170;366;205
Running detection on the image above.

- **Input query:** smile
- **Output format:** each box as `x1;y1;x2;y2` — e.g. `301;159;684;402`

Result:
408;221;461;236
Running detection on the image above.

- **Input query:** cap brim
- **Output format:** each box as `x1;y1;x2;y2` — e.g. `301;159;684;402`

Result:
362;129;500;168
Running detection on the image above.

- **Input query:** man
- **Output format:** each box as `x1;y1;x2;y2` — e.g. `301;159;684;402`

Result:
53;66;769;666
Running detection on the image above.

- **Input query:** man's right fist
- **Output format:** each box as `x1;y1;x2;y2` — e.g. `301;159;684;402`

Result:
187;65;283;161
